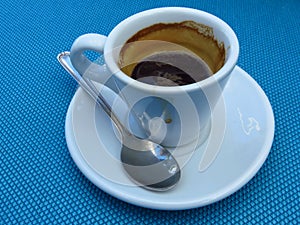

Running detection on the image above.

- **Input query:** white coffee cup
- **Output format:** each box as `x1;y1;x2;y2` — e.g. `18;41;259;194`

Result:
70;7;239;149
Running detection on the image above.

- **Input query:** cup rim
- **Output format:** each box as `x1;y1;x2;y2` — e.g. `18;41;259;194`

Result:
104;7;239;93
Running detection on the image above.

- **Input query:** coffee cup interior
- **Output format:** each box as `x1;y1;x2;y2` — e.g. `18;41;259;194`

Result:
104;7;239;87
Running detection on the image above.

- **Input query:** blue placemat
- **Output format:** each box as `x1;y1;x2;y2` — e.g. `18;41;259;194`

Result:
0;0;299;224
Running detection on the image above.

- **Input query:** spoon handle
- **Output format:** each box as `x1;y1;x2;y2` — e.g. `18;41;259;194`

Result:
57;51;131;137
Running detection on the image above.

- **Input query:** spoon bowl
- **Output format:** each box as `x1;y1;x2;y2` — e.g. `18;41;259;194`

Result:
57;52;181;191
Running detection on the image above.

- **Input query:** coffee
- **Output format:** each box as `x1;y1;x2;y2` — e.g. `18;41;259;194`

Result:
118;21;226;86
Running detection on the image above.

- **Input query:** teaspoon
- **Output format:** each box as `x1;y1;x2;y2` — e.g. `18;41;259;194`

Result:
57;51;181;191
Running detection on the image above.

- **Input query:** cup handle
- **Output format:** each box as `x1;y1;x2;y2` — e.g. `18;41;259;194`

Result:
70;33;110;83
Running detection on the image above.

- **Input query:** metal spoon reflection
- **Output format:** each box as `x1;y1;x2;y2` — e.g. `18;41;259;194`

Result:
57;52;181;191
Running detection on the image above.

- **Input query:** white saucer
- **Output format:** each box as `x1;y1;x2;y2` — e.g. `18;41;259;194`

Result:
65;66;274;210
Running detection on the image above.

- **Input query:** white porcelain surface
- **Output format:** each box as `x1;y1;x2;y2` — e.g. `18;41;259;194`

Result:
65;66;274;210
70;7;239;147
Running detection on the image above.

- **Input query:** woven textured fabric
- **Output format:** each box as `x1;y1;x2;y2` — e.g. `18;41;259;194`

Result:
0;0;299;224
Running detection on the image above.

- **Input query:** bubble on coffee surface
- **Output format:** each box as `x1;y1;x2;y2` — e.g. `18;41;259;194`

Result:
132;61;195;86
131;51;213;86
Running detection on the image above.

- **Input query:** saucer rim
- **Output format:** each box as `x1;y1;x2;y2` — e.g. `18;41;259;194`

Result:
65;66;275;210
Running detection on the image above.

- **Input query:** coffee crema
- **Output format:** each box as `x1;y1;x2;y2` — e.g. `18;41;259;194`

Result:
118;21;225;86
